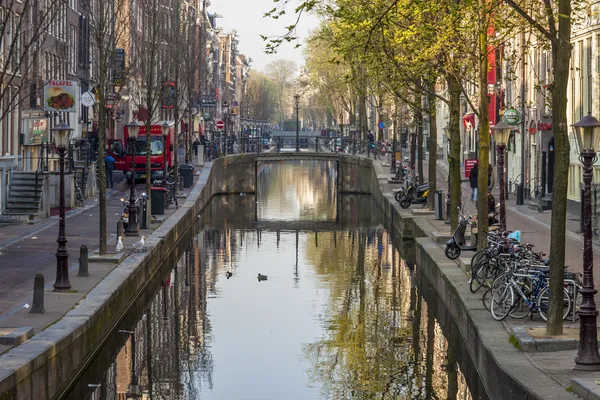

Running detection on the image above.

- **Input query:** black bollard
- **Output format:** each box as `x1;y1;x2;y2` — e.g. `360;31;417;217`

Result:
117;220;124;238
30;274;45;314
78;245;89;277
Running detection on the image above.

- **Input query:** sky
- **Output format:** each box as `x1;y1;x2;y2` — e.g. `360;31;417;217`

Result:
214;0;320;72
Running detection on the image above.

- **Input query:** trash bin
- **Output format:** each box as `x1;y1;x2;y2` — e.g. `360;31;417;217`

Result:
434;190;444;220
151;187;167;215
179;164;194;188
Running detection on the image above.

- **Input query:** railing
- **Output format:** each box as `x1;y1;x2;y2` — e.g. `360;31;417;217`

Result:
203;136;392;160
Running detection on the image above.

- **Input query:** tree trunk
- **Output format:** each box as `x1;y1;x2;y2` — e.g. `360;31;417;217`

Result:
427;83;437;211
477;16;491;250
97;105;107;255
417;93;424;184
546;4;572;335
448;75;462;230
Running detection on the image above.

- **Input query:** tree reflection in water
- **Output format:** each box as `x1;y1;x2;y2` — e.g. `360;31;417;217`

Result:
63;160;487;400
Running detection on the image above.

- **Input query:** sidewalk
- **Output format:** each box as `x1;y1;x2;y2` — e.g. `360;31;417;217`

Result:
435;158;594;275
0;170;199;354
380;158;599;396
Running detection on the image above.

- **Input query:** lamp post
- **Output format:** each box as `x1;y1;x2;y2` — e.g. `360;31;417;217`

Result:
294;94;301;152
491;120;511;232
125;121;141;236
161;122;169;184
409;122;416;179
222;101;229;155
52;121;73;291
119;330;141;398
573;112;600;370
444;124;451;225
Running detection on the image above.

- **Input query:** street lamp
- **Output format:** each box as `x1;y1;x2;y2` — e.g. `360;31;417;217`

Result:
294;94;301;152
408;122;417;178
222;101;229;155
52;121;73;291
572;112;600;370
119;330;142;398
444;124;452;225
161;122;169;184
491;120;511;231
125;120;141;236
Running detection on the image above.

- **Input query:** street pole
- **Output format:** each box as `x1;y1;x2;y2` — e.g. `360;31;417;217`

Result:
125;121;141;237
573;113;600;370
52;122;72;291
295;94;300;152
516;31;526;205
497;143;507;231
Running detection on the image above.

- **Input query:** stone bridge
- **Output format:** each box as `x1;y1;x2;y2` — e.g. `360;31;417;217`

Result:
198;152;376;211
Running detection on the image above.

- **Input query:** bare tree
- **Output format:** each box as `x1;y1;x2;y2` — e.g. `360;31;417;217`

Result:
264;59;297;126
84;0;131;254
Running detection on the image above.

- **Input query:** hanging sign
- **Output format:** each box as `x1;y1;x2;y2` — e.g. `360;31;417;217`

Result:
44;80;77;113
502;108;522;126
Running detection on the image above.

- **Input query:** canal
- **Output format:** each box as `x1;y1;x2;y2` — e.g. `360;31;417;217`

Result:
63;161;488;399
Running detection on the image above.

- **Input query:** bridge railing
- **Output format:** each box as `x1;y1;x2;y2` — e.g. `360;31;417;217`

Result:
203;136;386;160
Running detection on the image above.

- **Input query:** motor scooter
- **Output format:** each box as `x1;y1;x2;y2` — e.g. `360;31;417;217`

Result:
121;193;147;229
445;208;478;259
398;181;430;209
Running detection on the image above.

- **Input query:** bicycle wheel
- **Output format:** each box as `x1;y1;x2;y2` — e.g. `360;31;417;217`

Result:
482;287;492;312
164;192;170;210
470;250;487;273
490;283;514;321
470;263;488;293
537;286;571;321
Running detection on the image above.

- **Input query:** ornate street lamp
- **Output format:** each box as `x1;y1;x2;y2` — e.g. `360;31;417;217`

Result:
294;94;301;152
52;121;73;291
491;120;511;231
444;124;452;225
161;122;169;184
573;112;600;370
125;120;141;236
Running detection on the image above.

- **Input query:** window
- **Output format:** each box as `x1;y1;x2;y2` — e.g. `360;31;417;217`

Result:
69;25;75;74
70;0;76;11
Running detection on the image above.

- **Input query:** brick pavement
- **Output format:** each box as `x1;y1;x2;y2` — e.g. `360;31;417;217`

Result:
0;172;146;316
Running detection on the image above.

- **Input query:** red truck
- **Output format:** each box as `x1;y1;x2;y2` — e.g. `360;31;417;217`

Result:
108;121;174;180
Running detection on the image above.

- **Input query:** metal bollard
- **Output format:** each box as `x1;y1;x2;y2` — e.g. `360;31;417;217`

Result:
78;245;89;277
117;220;124;238
435;190;444;220
30;274;45;314
315;137;319;152
140;199;147;229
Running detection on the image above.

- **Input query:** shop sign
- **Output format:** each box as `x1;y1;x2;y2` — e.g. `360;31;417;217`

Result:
44;80;77;113
465;159;477;178
502;108;521;126
24;118;48;144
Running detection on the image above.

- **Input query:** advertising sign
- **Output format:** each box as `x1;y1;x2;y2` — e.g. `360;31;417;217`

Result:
24;119;48;144
465;159;477;178
80;91;96;107
502;108;522;126
113;49;125;86
200;96;217;107
44;80;77;113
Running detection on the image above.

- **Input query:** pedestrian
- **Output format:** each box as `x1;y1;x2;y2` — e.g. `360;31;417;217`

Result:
469;161;479;202
367;131;375;157
193;137;200;156
104;154;115;188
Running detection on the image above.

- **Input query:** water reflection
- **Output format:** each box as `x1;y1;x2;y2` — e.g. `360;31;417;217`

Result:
63;161;487;400
257;160;337;221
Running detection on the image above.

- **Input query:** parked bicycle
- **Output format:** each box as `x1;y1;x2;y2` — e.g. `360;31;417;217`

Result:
153;178;179;209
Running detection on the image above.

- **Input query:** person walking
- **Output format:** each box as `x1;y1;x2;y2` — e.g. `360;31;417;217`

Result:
104;154;116;188
469;161;479;202
193;137;200;156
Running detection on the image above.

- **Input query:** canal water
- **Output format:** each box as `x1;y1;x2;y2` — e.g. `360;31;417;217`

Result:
63;161;488;400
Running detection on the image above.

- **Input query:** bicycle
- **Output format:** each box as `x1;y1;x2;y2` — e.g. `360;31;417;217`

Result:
490;267;571;321
153;178;179;209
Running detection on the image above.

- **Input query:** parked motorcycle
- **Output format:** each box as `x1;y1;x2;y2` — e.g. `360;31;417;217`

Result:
445;208;478;259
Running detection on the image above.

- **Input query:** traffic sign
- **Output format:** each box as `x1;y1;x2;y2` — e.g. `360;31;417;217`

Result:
378;121;385;129
216;119;225;130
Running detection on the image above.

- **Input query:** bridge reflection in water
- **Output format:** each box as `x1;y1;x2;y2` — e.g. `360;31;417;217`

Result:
63;161;487;400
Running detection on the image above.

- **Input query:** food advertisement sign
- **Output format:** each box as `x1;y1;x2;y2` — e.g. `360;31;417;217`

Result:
24;119;48;144
44;80;77;113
